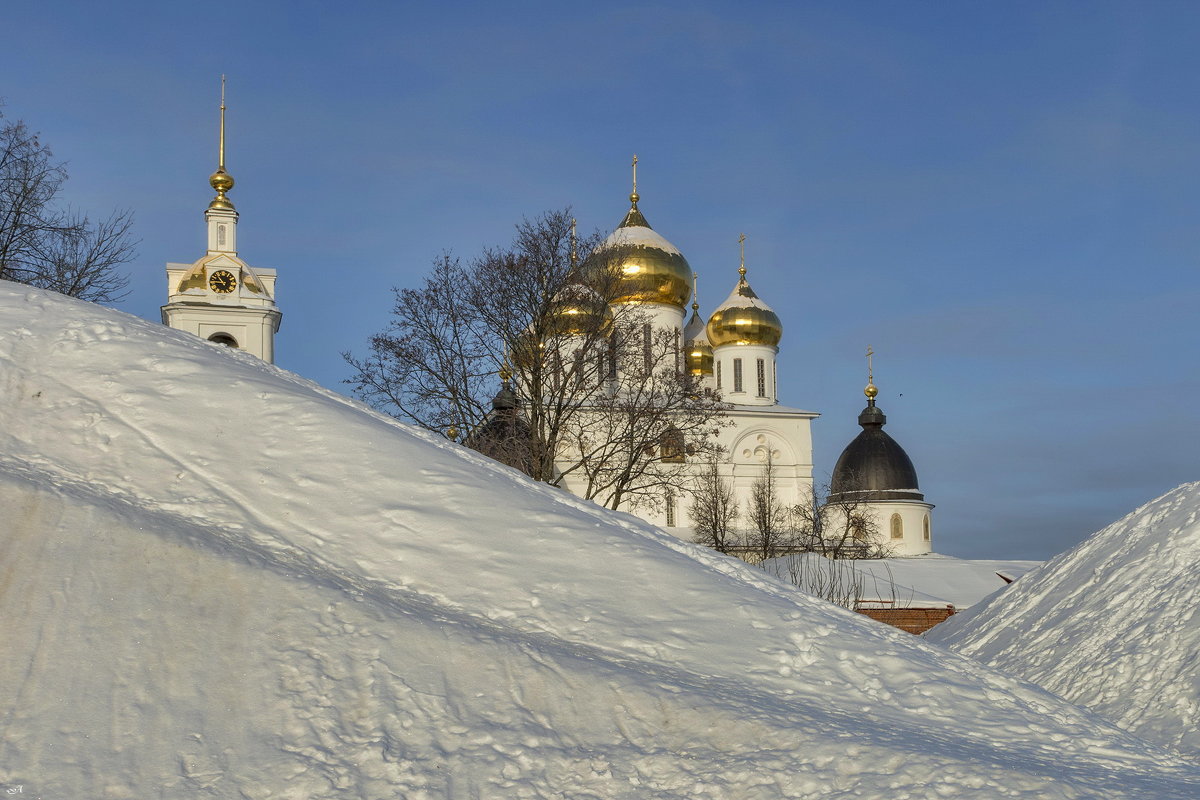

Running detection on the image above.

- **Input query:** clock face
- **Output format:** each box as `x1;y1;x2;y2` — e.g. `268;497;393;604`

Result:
209;270;237;294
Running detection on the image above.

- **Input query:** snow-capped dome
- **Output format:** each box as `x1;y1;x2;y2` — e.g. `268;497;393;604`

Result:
581;192;692;308
706;268;783;348
829;384;923;502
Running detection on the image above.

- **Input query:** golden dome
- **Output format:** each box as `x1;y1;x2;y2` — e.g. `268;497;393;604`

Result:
581;194;692;308
706;269;783;347
684;303;714;375
687;340;714;376
544;283;612;337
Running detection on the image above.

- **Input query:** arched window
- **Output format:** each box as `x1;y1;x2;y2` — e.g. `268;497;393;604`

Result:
923;515;931;541
665;492;676;526
890;513;904;539
659;426;685;463
208;333;238;348
733;358;743;393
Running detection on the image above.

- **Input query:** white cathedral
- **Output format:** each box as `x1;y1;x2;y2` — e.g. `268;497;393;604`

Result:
159;94;931;558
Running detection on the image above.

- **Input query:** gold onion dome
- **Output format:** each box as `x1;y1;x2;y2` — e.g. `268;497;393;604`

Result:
581;191;693;308
706;266;783;348
545;283;612;337
684;300;714;376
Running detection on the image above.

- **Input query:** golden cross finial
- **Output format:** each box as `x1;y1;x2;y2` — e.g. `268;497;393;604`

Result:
692;272;699;311
738;233;747;277
569;217;578;267
864;345;879;400
632;154;638;193
499;359;513;382
219;75;227;171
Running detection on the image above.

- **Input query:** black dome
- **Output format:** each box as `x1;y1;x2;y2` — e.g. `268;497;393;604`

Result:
828;401;923;503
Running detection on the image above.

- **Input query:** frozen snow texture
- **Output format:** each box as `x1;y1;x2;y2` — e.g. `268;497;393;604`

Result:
1;281;1198;798
928;481;1200;759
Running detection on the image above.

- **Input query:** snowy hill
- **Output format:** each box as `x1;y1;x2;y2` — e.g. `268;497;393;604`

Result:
1;281;1198;798
928;481;1200;759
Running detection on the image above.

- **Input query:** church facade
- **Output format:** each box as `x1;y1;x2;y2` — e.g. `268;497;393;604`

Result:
550;177;934;558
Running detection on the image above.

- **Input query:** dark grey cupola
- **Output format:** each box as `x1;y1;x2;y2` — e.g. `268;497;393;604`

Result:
828;381;923;503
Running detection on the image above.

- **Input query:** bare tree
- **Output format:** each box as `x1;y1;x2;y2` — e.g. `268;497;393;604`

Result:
745;453;796;562
688;447;739;553
556;322;726;510
791;478;892;559
763;553;865;609
345;207;726;500
0;111;135;302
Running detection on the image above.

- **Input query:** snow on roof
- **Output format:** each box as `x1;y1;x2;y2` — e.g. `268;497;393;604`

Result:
854;554;1041;608
928;481;1200;759
2;281;1198;798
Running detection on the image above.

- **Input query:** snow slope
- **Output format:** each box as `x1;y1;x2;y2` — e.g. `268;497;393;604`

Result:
1;281;1198;798
928;481;1200;759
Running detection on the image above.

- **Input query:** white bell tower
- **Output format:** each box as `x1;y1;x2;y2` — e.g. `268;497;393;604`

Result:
161;77;281;363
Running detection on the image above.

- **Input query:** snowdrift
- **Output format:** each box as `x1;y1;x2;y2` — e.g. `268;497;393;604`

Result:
1;281;1198;798
928;481;1200;759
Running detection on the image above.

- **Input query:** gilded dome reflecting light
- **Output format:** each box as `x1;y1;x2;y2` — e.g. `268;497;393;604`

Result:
581;191;693;308
706;271;783;348
545;283;612;337
683;302;714;375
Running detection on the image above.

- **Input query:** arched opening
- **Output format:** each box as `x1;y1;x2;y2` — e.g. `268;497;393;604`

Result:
659;426;685;463
208;333;239;348
923;515;931;541
890;513;904;539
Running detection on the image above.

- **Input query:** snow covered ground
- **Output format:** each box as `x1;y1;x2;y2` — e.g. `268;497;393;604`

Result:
2;281;1198;798
928;481;1200;759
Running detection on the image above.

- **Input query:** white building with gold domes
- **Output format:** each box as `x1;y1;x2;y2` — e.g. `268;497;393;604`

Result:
554;175;818;534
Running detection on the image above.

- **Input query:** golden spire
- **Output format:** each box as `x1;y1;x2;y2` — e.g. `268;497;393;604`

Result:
865;345;879;400
691;272;699;312
208;75;236;211
499;359;513;383
569;217;578;268
630;154;639;205
738;232;747;278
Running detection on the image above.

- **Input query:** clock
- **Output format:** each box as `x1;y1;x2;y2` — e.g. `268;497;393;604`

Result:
209;270;237;293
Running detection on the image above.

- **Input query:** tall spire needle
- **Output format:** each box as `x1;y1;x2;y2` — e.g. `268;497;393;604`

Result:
219;75;227;171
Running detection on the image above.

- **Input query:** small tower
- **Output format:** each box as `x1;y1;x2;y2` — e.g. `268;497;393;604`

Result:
826;350;934;556
161;78;282;362
684;274;714;391
706;235;783;406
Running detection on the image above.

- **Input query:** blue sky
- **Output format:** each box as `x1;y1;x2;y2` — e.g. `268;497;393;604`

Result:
4;1;1197;559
